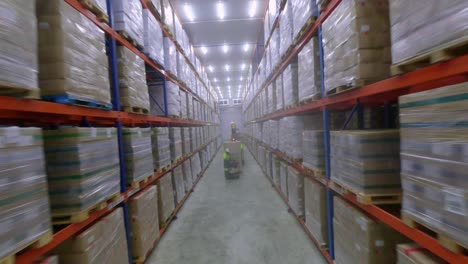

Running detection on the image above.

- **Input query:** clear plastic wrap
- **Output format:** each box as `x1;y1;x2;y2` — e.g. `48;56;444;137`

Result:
44;127;120;216
163;37;177;76
399;82;468;248
172;165;185;204
275;74;284;110
181;127;191;155
298;37;321;101
304;177;328;245
180;90;188;119
291;0;317;40
54;208;129;264
330;130;401;194
334;196;405;264
37;0;110;104
182;160;193;192
267;0;279;31
122;128;154;184
143;9;164;64
0;0;38;94
157;174;175;225
169;127;182;161
396;243;444;264
287;166;304;216
280;161;288;198
282;60;299;107
113;0;144;46
151;127;171;170
279;116;304;159
191;155;202;180
264;10;270;45
0;127;51;260
167;82;181;116
272;155;281;186
302;130;325;171
145;0;162;16
279;1;293;57
161;0;174;36
322;0;390;93
117;46;149;111
390;0;468;64
129;186;159;259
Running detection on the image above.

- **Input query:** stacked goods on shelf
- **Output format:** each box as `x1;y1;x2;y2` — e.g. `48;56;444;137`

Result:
330;130;400;195
169;127;182;161
145;0;162;16
129;186;159;261
272;155;281;186
187;94;193;120
148;82;165;116
279;161;288;198
399;83;468;251
182;160;193;192
37;0;110;106
190;128;197;151
390;1;468;66
266;151;272;178
44;128;120;221
163;37;177;76
113;0;144;47
282;59;299;107
0;0;38;97
191;154;202;180
151;127;171;170
143;9;164;64
53;208;129;263
270;29;280;70
334;196;405;264
279;1;293;57
304;177;328;246
322;0;390;93
180;90;187;119
298;38;321;101
0;128;52;261
116;46;150;113
148;81;180;117
397;243;444;264
279;116;303;160
302;130;325;173
264;7;270;45
275;74;284;110
264;47;272;80
181;127;191;156
168;84;181;117
291;0;317;40
122;128;154;185
268;83;277;113
287;166;304;216
267;0;279;30
161;0;174;36
156;173;175;226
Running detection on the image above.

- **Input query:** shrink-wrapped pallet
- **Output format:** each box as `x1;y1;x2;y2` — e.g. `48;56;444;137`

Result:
279;116;303;160
298;38;321;101
161;0;174;36
304;177;328;246
182;160;193;192
272;155;281;186
390;1;468;64
172;165;185;204
129;186;159;260
151;127;171;170
279;1;293;57
44;128;120;217
190;128;197;151
322;0;390;93
37;0;110;104
280;161;288;198
143;9;164;64
270;120;279;150
268;83;277;113
287;166;304;216
334;196;405;264
399;83;468;249
291;0;317;40
163;37;177;76
168;85;181;117
0;128;52;261
157;175;175;225
283;60;299;108
182;127;191;156
330;130;400;194
123;128;154;184
396;243;444;264
117;47;149;112
180;90;188;119
145;0;162;16
169;127;182;161
275;74;284;110
0;0;38;96
54;208;129;264
113;0;144;47
264;9;270;45
302;130;325;171
270;29;280;70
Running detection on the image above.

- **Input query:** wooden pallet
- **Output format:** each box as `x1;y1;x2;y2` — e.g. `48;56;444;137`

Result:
330;180;401;205
117;31;143;50
299;93;322;105
318;0;330;11
52;193;121;224
0;231;53;264
391;37;468;76
156;164;171;174
0;82;40;99
284;103;298;110
402;213;468;254
302;166;325;179
42;94;112;110
168;115;181;119
326;79;369;96
172;156;182;164
79;0;109;23
122;106;149;115
293;16;316;44
128;172;154;189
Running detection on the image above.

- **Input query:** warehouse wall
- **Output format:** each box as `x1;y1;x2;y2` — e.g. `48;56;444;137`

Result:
219;105;244;141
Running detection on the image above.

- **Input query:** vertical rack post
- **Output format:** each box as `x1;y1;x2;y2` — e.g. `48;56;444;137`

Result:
106;1;132;262
163;77;169;117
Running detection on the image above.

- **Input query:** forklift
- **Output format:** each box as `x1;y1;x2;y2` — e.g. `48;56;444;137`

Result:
223;122;244;179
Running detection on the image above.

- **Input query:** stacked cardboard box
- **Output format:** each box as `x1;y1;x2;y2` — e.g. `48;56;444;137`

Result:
37;0;110;104
291;0;318;40
279;1;293;57
157;175;175;226
282;59;299;108
160;0;174;36
396;243;444;264
280;161;288;198
129;186;159;261
191;155;202;180
298;38;321;101
182;128;191;156
143;9;164;64
169;127;182;161
287;166;304;216
180;90;187;119
399;83;468;249
275;74;284;111
122;128;154;184
0;128;52;260
272;155;281;186
163;37;177;76
302;130;325;172
172;165;185;204
151;127;171;170
182;160;193;192
0;0;38;95
270;29;280;72
304;177;328;246
279;116;303;160
113;0;144;47
44;128;120;216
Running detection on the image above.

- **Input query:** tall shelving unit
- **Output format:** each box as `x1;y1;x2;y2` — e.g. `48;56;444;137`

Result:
243;0;468;263
0;0;221;263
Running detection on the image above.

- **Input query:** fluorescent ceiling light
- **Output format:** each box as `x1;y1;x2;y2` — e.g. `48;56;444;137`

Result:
225;64;230;71
240;76;243;81
241;63;246;70
184;3;195;21
227;77;230;82
217;2;225;19
208;65;214;72
243;43;250;52
222;44;229;53
249;1;257;17
213;78;217;82
201;46;208;54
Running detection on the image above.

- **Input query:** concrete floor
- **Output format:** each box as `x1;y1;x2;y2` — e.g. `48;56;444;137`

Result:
147;148;326;264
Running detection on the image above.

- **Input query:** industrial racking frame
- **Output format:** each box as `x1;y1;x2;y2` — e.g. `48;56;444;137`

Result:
1;0;221;263
243;0;468;263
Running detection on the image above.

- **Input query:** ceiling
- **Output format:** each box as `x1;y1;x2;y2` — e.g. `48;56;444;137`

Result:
171;0;268;100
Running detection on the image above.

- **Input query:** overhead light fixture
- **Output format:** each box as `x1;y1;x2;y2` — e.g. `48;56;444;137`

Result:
184;3;195;21
222;44;229;53
227;77;230;82
248;1;257;17
208;65;214;72
240;76;243;81
213;78;217;82
216;1;225;20
201;46;208;55
241;63;246;70
243;43;250;52
225;64;230;71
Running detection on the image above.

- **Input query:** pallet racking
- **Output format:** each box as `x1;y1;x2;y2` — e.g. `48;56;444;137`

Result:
243;0;468;263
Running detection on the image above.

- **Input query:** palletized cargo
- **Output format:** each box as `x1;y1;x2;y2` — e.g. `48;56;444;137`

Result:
157;174;175;226
304;177;328;246
122;127;154;186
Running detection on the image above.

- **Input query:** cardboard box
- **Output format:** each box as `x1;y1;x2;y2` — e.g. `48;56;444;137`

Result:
157;175;175;226
396;243;444;264
304;177;328;245
287;166;304;216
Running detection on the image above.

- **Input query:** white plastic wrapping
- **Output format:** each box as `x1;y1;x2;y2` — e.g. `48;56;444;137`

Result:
113;0;144;47
161;0;175;36
322;0;390;93
169;127;182;161
270;28;280;70
163;37;177;76
181;127;191;156
272;155;281;186
122;128;154;184
180;90;188;119
302;130;325;171
279;1;293;57
390;0;468;64
298;37;321;100
282;60;299;107
291;0;317;40
157;174;175;224
279;116;304;159
148;82;165;116
304;177;328;245
287;166;304;216
172;165;185;204
182;160;193;192
267;0;280;30
190;155;202;180
280;161;288;198
143;9;164;64
151;127;171;169
275;74;284;110
0;0;38;94
167;83;181;116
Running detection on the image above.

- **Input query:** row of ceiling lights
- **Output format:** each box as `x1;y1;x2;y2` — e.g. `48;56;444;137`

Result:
213;76;245;82
184;1;258;22
208;63;247;72
200;43;251;55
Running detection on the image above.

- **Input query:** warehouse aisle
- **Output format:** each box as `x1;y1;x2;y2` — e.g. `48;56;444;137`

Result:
147;148;326;264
